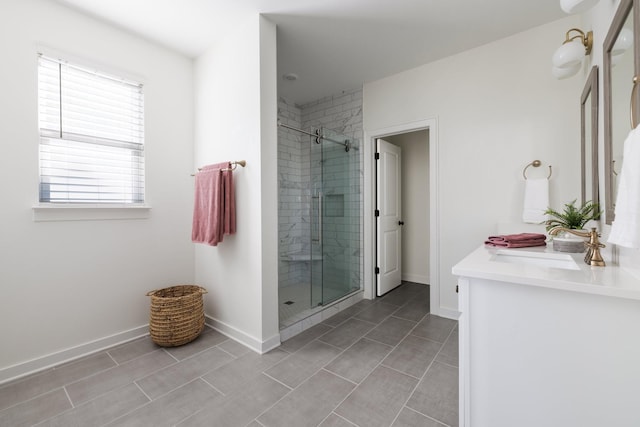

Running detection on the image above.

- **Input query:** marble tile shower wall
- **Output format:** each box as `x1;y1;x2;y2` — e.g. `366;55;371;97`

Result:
278;88;363;297
278;99;309;290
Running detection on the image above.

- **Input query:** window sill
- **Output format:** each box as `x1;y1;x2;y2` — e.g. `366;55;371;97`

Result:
32;204;151;222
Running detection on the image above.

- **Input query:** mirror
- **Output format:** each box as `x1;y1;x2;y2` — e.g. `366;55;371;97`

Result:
604;0;638;224
581;66;599;207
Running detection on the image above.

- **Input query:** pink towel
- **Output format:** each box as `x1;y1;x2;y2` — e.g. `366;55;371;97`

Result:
484;233;547;248
484;240;547;248
487;233;546;242
222;165;236;235
192;162;236;246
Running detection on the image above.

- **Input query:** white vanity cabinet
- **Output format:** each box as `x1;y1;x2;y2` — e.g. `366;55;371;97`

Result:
453;246;640;427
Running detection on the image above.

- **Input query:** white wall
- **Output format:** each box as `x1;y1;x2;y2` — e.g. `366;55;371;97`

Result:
364;16;583;314
0;0;194;380
193;15;279;352
386;131;430;284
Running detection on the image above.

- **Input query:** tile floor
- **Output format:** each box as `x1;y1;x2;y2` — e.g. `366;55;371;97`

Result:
0;282;458;427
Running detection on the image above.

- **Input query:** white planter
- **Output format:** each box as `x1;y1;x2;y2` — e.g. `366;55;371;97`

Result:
552;230;586;253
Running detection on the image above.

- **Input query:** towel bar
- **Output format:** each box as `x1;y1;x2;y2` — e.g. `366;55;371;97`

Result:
191;160;246;176
522;160;552;180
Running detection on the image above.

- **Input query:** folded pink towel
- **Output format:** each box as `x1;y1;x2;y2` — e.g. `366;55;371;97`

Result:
487;233;547;243
192;162;236;246
484;232;547;248
485;240;547;248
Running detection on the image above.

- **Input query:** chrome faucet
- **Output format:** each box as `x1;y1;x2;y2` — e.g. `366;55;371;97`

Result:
548;226;605;267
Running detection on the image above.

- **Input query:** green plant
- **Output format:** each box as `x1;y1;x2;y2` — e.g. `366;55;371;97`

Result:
544;199;601;231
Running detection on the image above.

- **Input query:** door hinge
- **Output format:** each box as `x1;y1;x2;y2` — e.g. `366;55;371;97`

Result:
375;267;380;274
374;209;380;217
456;285;459;293
375;152;380;160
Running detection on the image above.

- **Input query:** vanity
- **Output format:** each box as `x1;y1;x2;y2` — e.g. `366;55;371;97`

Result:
453;246;640;427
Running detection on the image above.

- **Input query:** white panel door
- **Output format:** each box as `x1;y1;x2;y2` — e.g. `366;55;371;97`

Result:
376;139;402;296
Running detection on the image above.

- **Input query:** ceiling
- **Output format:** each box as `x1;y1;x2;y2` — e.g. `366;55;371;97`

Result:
53;0;567;105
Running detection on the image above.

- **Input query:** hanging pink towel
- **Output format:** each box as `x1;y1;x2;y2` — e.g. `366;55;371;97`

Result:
221;165;236;235
192;162;236;246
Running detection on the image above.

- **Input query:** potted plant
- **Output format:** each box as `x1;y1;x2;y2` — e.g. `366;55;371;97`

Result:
544;199;601;252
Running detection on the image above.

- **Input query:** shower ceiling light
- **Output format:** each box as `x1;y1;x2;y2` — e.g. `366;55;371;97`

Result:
552;28;593;79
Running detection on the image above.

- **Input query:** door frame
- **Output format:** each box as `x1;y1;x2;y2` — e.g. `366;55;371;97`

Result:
363;117;444;317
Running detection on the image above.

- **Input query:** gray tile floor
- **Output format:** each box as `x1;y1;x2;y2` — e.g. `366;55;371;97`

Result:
0;282;458;427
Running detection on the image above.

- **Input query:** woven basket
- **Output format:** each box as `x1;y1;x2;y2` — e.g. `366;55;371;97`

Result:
146;285;207;347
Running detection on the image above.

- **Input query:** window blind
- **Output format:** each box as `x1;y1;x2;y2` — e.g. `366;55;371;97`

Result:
38;55;145;204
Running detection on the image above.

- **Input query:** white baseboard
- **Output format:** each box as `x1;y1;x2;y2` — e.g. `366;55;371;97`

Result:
204;315;280;354
401;274;429;284
0;316;284;386
0;324;149;385
434;306;461;320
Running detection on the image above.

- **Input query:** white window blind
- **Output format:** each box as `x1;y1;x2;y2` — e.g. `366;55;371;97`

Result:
38;54;145;204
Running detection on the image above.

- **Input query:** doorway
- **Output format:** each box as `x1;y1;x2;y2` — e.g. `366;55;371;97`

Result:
363;118;441;316
376;131;430;296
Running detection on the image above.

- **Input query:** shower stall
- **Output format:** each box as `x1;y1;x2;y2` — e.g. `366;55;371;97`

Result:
278;120;362;328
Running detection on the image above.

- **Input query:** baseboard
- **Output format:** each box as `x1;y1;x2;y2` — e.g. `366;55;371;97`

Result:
434;306;461;321
204;315;280;354
401;274;429;284
0;324;149;385
0;316;284;385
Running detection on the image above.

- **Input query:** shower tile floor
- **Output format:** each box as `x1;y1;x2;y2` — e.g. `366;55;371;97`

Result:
0;282;459;427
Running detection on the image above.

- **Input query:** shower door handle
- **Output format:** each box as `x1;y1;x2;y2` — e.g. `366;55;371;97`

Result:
311;193;323;243
318;192;323;244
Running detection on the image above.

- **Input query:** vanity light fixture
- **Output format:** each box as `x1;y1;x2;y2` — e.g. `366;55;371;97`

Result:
552;28;593;79
560;0;600;14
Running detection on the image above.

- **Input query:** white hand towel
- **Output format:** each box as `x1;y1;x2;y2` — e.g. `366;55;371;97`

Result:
609;126;640;248
522;178;549;224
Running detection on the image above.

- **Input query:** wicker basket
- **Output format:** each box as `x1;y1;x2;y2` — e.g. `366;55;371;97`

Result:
146;285;207;347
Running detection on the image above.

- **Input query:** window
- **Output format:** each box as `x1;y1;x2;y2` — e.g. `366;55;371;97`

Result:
38;54;145;204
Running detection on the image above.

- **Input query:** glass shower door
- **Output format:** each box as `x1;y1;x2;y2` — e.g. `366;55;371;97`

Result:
310;127;360;307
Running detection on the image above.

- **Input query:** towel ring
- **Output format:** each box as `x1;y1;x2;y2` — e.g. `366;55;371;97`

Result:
522;160;552;180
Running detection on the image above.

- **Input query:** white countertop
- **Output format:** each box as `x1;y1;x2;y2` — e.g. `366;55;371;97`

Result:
452;245;640;301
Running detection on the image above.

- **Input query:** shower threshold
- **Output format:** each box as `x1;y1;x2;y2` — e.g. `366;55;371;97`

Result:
279;288;363;342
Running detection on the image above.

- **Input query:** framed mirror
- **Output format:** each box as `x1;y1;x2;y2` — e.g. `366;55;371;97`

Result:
581;66;599;207
604;0;639;224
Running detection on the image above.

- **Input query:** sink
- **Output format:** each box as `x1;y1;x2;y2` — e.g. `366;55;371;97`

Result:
491;249;580;270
